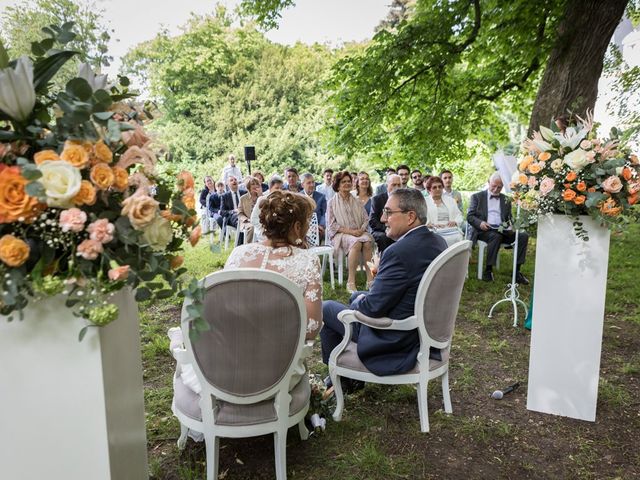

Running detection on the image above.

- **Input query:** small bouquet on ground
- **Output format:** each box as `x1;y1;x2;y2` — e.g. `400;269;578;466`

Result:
307;373;336;433
0;24;201;331
512;112;640;239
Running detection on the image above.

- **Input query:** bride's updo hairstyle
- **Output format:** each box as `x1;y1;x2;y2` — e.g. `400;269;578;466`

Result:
259;191;315;246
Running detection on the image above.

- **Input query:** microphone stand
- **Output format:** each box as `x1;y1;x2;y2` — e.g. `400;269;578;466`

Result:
487;202;528;327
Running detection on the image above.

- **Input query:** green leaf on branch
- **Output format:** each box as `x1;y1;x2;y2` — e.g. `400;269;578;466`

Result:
33;50;78;93
21;165;42;180
66;78;93;101
25;181;46;200
135;287;151;302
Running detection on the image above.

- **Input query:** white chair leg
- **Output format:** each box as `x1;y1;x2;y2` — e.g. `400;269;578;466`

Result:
331;373;344;422
177;423;188;450
337;250;344;286
298;419;309;441
441;371;453;414
274;428;288;480
224;229;230;250
328;254;335;289
477;241;485;280
416;380;430;433
205;435;220;480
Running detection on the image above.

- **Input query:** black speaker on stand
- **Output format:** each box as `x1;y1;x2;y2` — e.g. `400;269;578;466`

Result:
244;146;256;176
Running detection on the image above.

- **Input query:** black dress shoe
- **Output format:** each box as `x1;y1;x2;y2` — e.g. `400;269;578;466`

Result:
324;376;364;394
515;272;530;285
482;270;494;282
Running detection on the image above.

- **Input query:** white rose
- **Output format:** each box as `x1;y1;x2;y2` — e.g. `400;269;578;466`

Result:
39;160;82;208
563;148;589;171
142;216;173;251
551;159;563;172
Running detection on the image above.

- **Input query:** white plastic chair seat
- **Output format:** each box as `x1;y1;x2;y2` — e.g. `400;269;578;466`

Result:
307;213;335;289
224;224;239;250
476;240;513;280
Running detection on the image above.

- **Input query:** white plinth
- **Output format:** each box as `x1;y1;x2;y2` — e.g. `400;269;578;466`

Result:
0;290;148;480
527;215;610;422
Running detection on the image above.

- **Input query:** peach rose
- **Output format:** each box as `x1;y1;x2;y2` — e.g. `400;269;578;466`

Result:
518;173;528;185
539;177;555;196
0;234;30;267
116;146;157;175
170;255;184;270
580;139;592;150
518;155;534;172
587;187;597;193
108;265;130;281
601;176;623;194
573;195;586;205
599;198;622;216
177;171;195;191
60;142;89;168
189;225;202;246
0;165;42;223
34;149;60;165
76;238;104;260
121;124;150;148
112;166;129;191
92;140;113;164
90;163;115;190
59;208;87;233
73;180;97;206
576;181;587;192
538;151;551;162
562;189;576;202
87;218;115;243
565;171;577;182
629;154;638;165
528;163;543;174
121;194;159;229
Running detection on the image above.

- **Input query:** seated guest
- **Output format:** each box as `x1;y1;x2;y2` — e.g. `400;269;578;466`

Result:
352;171;373;215
252;170;269;192
369;173;402;253
237;177;262;243
467;172;529;284
208;181;226;228
440;169;463;212
218;176;243;229
411;170;424;191
251;175;283;242
424;176;463;246
301;172;327;237
225;191;323;389
283;167;302;193
327;171;374;293
375;167;396;196
321;188;447;378
199;176;215;209
316;168;335;203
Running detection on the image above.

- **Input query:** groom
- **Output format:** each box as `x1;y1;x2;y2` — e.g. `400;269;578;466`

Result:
320;188;447;378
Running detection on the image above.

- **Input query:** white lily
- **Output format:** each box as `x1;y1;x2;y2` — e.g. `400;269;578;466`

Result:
555;125;589;150
77;63;109;91
0;55;36;121
539;125;556;142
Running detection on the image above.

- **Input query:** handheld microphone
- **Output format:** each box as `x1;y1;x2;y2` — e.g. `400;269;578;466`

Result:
491;382;520;400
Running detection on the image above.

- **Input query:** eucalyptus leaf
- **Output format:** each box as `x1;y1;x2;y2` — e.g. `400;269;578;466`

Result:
135;287;151;302
21;166;42;181
66;78;93;101
25;181;46;199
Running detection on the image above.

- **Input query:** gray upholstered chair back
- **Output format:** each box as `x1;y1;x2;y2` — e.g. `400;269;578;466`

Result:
190;274;302;397
419;241;471;344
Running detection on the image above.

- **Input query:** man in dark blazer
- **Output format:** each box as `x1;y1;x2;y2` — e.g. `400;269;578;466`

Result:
218;176;245;229
301;173;327;236
369;173;403;253
467;172;529;283
321;188;447;378
208;181;226;228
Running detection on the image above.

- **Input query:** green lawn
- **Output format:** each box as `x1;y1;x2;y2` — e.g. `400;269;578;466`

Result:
141;225;640;479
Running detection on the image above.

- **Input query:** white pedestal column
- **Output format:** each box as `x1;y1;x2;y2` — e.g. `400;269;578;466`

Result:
527;215;610;421
0;290;148;480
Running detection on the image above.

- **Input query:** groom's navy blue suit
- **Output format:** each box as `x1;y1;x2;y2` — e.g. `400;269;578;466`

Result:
321;225;447;376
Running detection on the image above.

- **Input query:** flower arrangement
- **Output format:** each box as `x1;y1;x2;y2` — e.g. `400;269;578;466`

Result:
512;113;640;239
0;24;201;331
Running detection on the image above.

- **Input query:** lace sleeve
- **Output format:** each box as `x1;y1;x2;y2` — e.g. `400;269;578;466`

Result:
303;255;323;340
224;248;241;269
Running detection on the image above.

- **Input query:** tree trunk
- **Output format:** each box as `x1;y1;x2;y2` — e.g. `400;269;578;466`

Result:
528;0;628;134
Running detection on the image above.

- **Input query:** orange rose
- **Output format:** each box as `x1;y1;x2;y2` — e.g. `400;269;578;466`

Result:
60;142;89;168
562;189;576;202
622;167;632;181
182;193;196;211
573;195;586;205
628;181;640;195
538;151;551;162
169;255;184;269
576;181;587;192
121;194;159;229
185;215;197;227
0;165;42;223
92;140;113;164
628;193;638;205
518;155;534;172
73;180;97;206
0;234;30;267
160;210;182;222
600;198;622;216
34;149;60;165
565;171;577;182
528;163;542;174
177;171;195;191
112;166;129;191
90;163;115;190
189;225;202;246
518;174;528;185
587;187;597;193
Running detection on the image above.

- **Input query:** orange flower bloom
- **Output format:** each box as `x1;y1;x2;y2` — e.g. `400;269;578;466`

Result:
90;163;115;190
630;154;639;165
160;210;182;222
518;174;528;185
573;195;586;205
60;142;89;169
622;167;632;181
587;187;597;193
0;165;42;223
189;225;202;246
576;181;587;192
628;193;638;205
169;255;184;269
538;151;551;162
528;163;543;174
0;234;30;267
565;171;577;182
73;180;97;206
177;171;195;191
34;149;60;165
112;166;129;191
599;198;622;216
92;140;113;164
562;189;577;202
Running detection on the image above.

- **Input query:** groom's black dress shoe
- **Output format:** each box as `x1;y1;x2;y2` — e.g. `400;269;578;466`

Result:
482;270;494;282
515;272;530;285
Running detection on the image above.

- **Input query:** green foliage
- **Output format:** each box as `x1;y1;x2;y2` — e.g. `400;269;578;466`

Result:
238;0;296;30
121;13;339;181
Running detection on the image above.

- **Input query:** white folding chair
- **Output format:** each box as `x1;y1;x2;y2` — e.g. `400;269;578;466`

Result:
307;213;334;289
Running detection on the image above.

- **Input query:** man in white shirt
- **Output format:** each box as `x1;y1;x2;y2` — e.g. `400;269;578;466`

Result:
220;154;242;188
440;169;463;212
466;173;529;283
316;168;335;203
